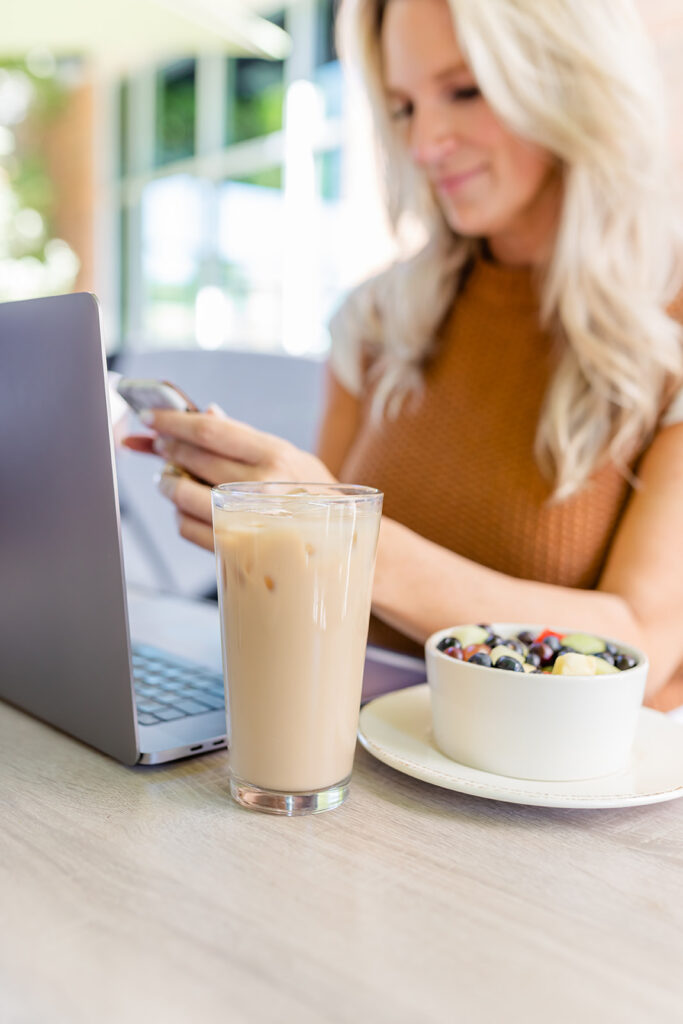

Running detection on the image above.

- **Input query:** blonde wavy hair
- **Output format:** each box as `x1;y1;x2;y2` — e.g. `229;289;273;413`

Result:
331;0;683;500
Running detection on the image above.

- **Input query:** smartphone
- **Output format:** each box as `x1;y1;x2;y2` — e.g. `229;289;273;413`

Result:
116;378;201;481
116;378;199;416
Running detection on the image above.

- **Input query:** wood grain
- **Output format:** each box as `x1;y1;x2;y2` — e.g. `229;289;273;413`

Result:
2;696;683;1024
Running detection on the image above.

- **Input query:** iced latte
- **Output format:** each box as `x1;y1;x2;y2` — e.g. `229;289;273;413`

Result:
212;483;382;814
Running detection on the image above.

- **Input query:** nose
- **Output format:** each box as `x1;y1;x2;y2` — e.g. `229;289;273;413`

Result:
409;105;460;167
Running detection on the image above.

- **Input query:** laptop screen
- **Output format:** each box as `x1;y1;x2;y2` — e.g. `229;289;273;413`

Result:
0;293;139;763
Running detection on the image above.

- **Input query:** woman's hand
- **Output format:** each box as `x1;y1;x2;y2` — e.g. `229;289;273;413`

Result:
122;407;336;552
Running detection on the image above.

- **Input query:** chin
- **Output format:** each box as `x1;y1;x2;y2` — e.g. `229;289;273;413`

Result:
443;210;492;239
436;195;487;235
442;197;514;242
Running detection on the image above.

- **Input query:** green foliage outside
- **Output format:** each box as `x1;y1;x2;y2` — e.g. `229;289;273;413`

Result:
231;81;284;145
0;59;79;299
156;62;196;165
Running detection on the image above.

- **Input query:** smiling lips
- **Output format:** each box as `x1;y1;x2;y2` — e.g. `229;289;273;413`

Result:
435;165;486;193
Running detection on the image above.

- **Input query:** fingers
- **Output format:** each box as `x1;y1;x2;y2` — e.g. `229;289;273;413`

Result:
206;403;226;417
156;469;216;553
158;472;213;524
153;436;256;485
145;409;273;465
120;404;225;454
176;512;215;552
121;435;156;454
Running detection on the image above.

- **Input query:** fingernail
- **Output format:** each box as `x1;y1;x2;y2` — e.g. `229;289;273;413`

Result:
139;410;155;425
158;473;177;498
152;437;167;455
207;402;226;417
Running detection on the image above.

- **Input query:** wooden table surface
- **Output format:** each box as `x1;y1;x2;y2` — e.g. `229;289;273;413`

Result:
2;594;683;1024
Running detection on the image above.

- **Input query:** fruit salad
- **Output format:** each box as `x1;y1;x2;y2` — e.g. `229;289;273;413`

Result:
435;626;639;675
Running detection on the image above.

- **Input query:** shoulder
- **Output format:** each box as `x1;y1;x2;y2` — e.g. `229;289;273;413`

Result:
327;238;471;398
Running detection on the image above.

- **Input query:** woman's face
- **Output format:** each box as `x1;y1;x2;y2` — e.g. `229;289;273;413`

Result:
381;0;561;264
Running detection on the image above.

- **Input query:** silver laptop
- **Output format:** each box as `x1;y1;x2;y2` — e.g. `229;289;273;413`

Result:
0;292;231;763
0;292;426;765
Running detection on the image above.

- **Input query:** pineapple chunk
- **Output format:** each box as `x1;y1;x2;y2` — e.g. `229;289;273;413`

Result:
450;625;490;648
552;652;620;676
552;652;596;676
490;645;524;665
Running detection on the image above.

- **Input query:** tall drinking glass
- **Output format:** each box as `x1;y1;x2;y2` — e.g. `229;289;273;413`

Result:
212;482;383;815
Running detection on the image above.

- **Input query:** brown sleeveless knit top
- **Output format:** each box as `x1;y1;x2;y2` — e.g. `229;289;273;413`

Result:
338;256;667;655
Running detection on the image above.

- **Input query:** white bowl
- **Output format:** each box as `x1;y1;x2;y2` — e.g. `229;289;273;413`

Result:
425;623;648;781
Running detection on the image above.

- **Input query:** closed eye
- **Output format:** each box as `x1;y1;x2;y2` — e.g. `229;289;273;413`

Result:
389;101;413;122
389;85;481;121
449;85;481;102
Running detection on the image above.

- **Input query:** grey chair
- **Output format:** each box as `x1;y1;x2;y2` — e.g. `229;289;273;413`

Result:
111;348;326;597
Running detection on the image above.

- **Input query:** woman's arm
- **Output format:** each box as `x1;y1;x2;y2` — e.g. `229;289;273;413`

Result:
126;411;683;699
372;422;683;699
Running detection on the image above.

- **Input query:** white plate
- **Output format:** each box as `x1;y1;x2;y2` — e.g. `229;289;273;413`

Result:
358;684;683;809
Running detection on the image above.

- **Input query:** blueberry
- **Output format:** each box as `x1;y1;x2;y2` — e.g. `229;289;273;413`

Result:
545;635;562;653
504;639;525;655
517;630;536;646
614;653;637;671
529;642;554;667
495;656;524;672
595;651;615;666
605;642;618;656
555;645;575;658
525;651;541;668
468;652;492;667
488;635;505;649
437;636;460;652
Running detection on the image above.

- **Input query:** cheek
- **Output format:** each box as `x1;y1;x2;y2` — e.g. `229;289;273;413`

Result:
488;139;554;203
472;108;510;151
476;108;554;199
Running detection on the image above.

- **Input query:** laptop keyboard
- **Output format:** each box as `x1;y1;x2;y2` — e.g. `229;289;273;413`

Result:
131;643;225;726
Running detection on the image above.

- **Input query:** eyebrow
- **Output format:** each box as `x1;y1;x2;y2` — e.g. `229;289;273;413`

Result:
385;62;471;96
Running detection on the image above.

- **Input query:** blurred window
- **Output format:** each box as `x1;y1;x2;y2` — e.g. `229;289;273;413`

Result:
316;147;341;202
114;1;356;357
118;80;129;178
314;1;342;119
315;147;345;333
156;60;196;165
119;205;130;338
217;171;285;350
139;174;204;345
316;0;339;66
227;13;285;146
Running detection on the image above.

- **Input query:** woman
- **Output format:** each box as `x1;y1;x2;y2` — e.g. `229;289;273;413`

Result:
125;0;683;707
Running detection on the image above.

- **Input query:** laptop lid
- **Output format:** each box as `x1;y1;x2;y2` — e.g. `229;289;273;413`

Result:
0;292;139;764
